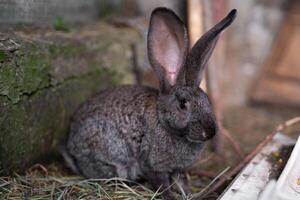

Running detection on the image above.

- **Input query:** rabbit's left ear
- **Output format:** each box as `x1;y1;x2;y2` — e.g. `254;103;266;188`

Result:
148;7;188;93
185;9;237;87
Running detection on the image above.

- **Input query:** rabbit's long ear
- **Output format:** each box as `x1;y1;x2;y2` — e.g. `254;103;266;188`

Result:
148;7;188;93
185;9;237;87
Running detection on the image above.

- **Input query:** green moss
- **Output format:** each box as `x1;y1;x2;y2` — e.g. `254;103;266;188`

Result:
54;16;70;32
0;68;119;174
0;36;129;104
0;43;50;103
0;21;141;174
17;46;50;94
0;50;7;62
0;61;20;102
97;0;119;17
48;43;86;59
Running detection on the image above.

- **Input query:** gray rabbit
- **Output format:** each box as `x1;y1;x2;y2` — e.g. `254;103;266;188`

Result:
61;7;236;198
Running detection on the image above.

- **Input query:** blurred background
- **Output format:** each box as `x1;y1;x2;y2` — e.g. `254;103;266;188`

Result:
0;0;299;184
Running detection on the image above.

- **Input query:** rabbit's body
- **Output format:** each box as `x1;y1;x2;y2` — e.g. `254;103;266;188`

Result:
67;85;203;180
62;7;236;198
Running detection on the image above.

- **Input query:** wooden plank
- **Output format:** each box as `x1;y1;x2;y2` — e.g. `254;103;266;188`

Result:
252;77;300;107
251;1;300;107
219;133;296;200
187;0;204;47
187;0;207;91
257;136;300;200
273;23;300;79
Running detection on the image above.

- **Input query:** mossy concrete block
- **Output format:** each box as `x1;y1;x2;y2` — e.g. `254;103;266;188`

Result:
0;22;141;174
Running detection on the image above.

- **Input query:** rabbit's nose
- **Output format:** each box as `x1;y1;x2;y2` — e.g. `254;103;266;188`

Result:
202;128;217;141
200;131;211;141
202;131;208;139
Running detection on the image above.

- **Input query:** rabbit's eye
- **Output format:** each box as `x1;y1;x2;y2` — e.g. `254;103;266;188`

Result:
179;99;187;109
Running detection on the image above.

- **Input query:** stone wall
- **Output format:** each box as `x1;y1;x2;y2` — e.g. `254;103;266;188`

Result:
0;22;141;174
0;0;100;26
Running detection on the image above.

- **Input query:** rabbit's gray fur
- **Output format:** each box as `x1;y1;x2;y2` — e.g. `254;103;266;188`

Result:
62;7;236;196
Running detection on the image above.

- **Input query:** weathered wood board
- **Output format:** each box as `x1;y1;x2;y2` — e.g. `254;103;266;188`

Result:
219;133;296;200
251;1;300;107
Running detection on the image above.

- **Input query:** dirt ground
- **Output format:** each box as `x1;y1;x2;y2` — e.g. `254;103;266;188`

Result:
224;104;300;152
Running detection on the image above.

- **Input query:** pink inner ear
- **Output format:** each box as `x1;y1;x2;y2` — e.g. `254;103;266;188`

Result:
165;43;180;85
167;71;178;85
153;20;183;86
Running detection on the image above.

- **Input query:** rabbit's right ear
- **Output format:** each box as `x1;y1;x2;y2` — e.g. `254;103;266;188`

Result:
148;7;188;93
185;9;237;87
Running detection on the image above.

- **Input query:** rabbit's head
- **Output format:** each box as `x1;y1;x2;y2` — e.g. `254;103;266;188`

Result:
148;8;236;142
